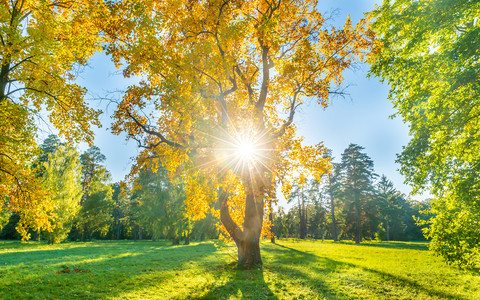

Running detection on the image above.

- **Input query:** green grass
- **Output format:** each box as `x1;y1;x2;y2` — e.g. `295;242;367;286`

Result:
0;239;479;299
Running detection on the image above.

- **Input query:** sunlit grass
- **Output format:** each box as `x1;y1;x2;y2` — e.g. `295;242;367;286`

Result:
0;239;479;299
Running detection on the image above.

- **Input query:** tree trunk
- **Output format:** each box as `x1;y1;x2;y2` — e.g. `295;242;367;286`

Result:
237;227;262;267
328;175;338;241
355;203;361;244
219;186;263;268
82;224;88;242
298;190;307;239
116;221;121;240
386;220;390;242
138;226;142;240
269;205;275;244
0;60;11;101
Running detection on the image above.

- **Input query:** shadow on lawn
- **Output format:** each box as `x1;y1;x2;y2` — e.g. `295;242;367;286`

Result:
198;266;278;300
0;240;182;266
0;242;219;299
353;241;429;251
269;243;466;300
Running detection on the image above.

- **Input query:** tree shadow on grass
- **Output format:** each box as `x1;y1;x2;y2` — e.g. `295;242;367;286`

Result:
197;264;278;300
269;243;468;300
0;240;187;267
0;241;220;299
352;241;430;251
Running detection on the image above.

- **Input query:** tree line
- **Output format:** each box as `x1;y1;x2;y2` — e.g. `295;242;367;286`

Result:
1;136;428;245
273;144;430;243
0;135;218;244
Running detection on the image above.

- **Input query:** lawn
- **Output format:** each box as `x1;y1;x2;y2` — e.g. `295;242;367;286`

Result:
0;239;478;299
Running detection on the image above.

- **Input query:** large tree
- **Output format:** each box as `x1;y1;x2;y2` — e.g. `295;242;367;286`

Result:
0;0;104;238
106;0;376;267
370;0;480;267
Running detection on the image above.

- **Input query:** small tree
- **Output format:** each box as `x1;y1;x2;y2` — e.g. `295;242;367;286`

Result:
43;145;83;244
132;166;190;244
375;175;405;241
75;147;113;241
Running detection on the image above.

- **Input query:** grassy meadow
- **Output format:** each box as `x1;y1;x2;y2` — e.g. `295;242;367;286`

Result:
0;239;479;299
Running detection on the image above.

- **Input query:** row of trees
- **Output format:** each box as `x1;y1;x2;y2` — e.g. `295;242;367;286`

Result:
0;135;218;244
273;144;429;243
2;137;428;246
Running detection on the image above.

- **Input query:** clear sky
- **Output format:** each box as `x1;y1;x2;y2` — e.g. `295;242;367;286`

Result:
57;0;428;205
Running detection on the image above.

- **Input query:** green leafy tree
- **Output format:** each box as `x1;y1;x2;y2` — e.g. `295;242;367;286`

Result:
370;0;480;267
0;0;104;239
375;175;405;241
132;167;191;244
340;144;376;244
287;182;309;239
110;182;128;240
75;146;113;241
79;168;113;240
272;207;289;239
37;135;61;170
308;200;328;240
43;144;83;244
80;146;106;195
326;157;342;241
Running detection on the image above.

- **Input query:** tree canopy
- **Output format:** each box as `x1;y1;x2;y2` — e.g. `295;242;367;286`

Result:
105;0;377;266
0;0;105;238
370;0;480;267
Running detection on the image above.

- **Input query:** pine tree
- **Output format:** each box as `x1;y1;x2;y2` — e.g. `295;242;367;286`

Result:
340;144;376;244
75;146;113;241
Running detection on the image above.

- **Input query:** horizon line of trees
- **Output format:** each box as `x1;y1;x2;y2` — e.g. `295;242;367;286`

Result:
0;136;429;245
273;144;431;243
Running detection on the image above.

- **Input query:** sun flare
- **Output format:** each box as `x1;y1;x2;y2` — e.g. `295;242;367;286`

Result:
236;141;256;162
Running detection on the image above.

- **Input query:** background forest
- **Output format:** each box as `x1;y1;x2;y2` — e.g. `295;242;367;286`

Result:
1;136;429;246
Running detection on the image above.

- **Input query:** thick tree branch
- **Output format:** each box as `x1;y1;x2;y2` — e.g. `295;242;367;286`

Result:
8;56;33;72
219;189;244;245
273;89;301;138
256;45;270;111
193;66;222;93
125;108;184;149
234;65;255;105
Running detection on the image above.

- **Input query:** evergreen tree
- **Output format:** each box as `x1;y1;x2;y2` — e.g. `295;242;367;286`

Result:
74;146;113;241
375;175;405;241
287;182;308;239
340;144;376;244
327;162;342;241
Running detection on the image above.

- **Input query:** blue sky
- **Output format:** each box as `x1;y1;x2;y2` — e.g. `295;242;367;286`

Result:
67;0;428;203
